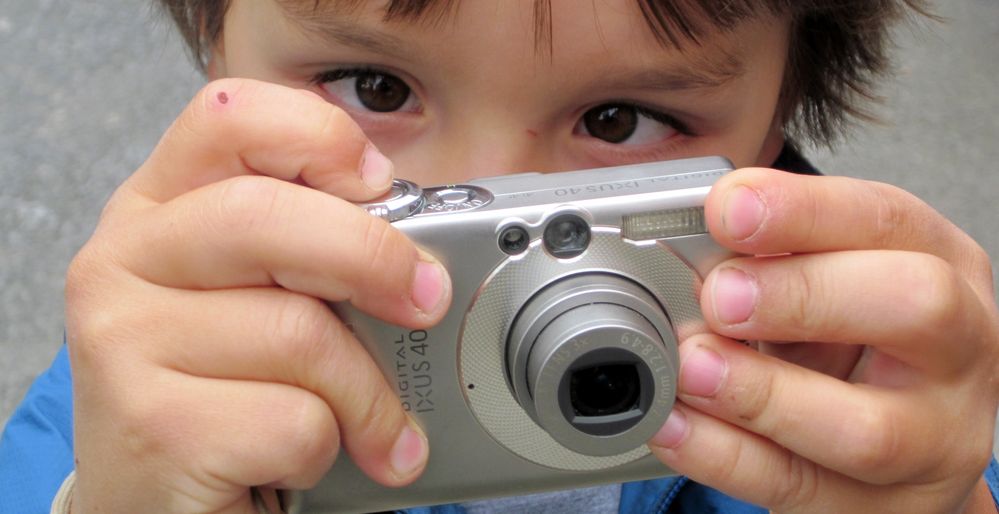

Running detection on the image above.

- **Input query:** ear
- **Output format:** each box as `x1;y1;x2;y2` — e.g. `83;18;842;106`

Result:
756;108;787;167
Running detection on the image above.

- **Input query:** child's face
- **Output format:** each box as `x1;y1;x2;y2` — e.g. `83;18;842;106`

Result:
214;0;791;185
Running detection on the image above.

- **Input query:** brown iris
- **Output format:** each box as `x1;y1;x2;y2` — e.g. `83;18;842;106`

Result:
355;72;411;112
582;104;638;143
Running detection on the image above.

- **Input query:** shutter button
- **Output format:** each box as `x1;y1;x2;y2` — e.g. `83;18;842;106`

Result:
431;188;472;205
360;179;424;222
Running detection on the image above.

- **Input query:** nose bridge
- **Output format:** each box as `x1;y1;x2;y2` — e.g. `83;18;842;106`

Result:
434;109;555;182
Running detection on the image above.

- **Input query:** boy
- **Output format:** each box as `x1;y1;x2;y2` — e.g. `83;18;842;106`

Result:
2;0;998;512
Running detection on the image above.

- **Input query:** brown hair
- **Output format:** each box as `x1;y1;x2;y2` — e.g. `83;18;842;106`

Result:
158;0;930;147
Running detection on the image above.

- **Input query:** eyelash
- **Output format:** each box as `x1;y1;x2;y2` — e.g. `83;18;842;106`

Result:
313;67;386;86
628;105;693;137
311;67;696;155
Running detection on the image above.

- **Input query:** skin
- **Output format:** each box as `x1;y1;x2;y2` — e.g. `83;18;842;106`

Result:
65;0;999;512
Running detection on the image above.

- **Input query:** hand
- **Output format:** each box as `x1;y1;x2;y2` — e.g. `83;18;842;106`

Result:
648;168;999;513
65;79;451;513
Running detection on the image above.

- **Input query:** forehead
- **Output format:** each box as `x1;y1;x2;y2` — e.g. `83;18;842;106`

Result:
271;0;782;87
277;0;781;49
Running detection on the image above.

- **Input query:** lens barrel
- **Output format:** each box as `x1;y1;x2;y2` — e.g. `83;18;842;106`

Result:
506;273;677;456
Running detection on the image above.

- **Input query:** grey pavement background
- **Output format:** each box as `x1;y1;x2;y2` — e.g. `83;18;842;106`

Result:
1;0;998;445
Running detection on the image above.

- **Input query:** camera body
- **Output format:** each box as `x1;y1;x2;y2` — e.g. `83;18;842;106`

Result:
303;157;735;513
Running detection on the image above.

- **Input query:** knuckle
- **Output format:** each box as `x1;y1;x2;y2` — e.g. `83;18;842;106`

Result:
358;214;411;281
773;455;820;510
792;181;822;247
359;215;392;264
964;239;990;271
65;245;101;306
210;175;287;236
67;301;157;375
870;182;908;249
841;404;899;473
115;388;183;460
65;298;115;358
353;379;401;441
903;255;964;331
783;261;834;340
275;394;339;473
268;293;337;364
65;231;125;306
963;239;993;287
734;366;778;429
313;102;361;149
64;246;138;365
704;434;753;487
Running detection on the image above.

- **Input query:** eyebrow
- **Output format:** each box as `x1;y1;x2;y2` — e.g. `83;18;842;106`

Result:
600;41;746;92
279;6;415;60
598;62;744;92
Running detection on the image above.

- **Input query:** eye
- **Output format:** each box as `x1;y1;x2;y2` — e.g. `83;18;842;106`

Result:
577;103;682;145
317;68;419;113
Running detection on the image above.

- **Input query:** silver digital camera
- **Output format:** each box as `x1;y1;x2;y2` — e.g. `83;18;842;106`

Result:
304;157;735;513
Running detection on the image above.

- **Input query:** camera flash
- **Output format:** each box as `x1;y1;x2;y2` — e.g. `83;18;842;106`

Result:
621;207;706;240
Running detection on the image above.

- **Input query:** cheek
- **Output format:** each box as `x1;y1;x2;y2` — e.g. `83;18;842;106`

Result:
722;117;782;168
706;82;786;168
676;111;781;169
371;133;448;184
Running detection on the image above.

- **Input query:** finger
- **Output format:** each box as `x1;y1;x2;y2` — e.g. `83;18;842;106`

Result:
668;334;949;485
706;168;993;291
74;369;339;513
118;175;451;326
755;341;863;381
700;251;986;376
649;404;896;514
126;78;394;204
134;285;429;487
162;377;341;492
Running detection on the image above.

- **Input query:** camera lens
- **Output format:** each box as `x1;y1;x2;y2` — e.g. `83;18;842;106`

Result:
569;364;640;417
543;214;590;258
499;226;529;255
505;273;677;455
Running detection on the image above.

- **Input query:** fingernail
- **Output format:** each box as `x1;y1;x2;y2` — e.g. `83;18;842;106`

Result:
390;422;428;479
679;345;727;398
723;185;765;241
650;409;687;449
711;267;757;325
360;144;394;190
411;255;448;316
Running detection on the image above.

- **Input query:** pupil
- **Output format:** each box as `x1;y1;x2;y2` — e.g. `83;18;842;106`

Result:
583;104;638;143
356;73;410;112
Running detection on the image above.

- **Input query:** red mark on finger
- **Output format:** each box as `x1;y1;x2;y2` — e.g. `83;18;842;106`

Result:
526;129;538;138
217;92;229;104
